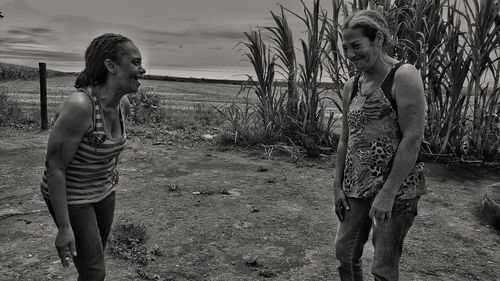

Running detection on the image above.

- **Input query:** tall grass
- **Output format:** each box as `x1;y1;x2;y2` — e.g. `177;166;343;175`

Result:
394;0;467;156
324;0;351;114
294;0;338;155
231;0;500;162
293;0;328;134
265;6;299;134
237;29;286;140
232;0;339;156
460;0;500;161
393;0;500;161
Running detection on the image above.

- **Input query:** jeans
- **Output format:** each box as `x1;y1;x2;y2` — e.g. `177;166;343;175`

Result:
45;192;116;281
334;196;419;281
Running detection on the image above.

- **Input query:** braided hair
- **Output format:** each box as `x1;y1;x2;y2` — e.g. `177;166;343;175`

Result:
74;33;131;88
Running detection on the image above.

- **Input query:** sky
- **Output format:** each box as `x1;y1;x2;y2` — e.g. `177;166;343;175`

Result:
0;0;333;80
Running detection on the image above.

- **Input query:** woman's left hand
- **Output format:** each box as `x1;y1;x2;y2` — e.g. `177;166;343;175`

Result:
369;191;395;221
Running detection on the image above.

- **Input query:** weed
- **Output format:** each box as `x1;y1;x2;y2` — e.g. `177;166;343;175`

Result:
257;166;269;172
259;269;277;278
108;215;163;266
244;257;262;267
149;244;165;257
261;142;303;163
136;269;161;280
165;183;179;192
267;177;277;184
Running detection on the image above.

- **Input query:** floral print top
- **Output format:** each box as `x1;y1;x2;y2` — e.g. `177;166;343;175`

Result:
342;66;426;200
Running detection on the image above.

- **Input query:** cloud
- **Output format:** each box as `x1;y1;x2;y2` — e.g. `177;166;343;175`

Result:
194;28;245;41
139;26;245;47
0;48;82;62
0;36;39;45
8;27;52;35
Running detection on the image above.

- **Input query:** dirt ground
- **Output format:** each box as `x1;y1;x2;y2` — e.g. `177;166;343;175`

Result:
0;127;499;281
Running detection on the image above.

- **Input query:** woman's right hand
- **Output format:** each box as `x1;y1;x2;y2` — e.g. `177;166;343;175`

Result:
333;186;350;221
55;226;77;267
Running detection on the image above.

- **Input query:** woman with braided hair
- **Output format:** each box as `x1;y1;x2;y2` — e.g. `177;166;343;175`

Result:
41;33;145;280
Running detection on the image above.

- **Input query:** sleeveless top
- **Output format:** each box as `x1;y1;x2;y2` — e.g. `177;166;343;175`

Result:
342;63;426;200
40;88;127;205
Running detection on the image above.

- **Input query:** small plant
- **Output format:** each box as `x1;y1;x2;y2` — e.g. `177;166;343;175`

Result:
108;215;160;266
215;86;260;144
257;166;269;172
267;177;277;183
149;244;165;257
165;183;179;192
261;141;303;163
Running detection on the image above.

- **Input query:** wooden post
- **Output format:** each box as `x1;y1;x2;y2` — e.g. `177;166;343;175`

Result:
39;62;48;130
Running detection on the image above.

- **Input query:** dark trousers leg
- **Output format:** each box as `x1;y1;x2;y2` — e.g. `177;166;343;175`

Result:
371;197;419;281
334;197;373;281
45;192;115;281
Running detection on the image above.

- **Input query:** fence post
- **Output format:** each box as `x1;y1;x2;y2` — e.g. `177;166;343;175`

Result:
39;62;48;130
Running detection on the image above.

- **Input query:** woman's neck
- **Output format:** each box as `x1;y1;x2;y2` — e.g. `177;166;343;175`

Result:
362;54;395;81
91;84;123;108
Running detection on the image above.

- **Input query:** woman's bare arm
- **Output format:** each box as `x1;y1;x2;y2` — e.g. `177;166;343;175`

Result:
46;91;92;265
369;64;426;220
333;78;354;220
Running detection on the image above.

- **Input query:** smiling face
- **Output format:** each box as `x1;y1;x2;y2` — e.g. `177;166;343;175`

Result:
113;41;146;94
342;27;383;72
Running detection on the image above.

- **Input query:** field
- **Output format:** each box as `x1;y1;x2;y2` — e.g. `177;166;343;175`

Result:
1;75;500;281
0;75;252;118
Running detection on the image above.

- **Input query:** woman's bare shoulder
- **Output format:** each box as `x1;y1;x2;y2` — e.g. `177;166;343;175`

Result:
395;63;421;82
54;91;93;124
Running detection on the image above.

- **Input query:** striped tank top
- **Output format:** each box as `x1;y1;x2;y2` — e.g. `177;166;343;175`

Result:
40;88;127;204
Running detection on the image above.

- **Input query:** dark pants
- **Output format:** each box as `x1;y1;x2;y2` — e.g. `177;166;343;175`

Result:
334;196;419;281
45;192;116;281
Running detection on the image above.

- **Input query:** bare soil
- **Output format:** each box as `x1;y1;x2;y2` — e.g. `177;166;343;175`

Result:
0;126;499;281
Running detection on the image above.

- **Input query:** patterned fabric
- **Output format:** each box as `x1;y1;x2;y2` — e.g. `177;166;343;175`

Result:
40;89;126;204
343;65;426;199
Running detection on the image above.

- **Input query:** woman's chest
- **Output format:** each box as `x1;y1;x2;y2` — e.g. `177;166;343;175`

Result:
347;89;397;133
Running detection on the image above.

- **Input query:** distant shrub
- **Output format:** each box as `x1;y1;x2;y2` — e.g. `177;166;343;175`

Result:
128;88;223;131
128;88;168;125
0;62;68;82
0;92;38;126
